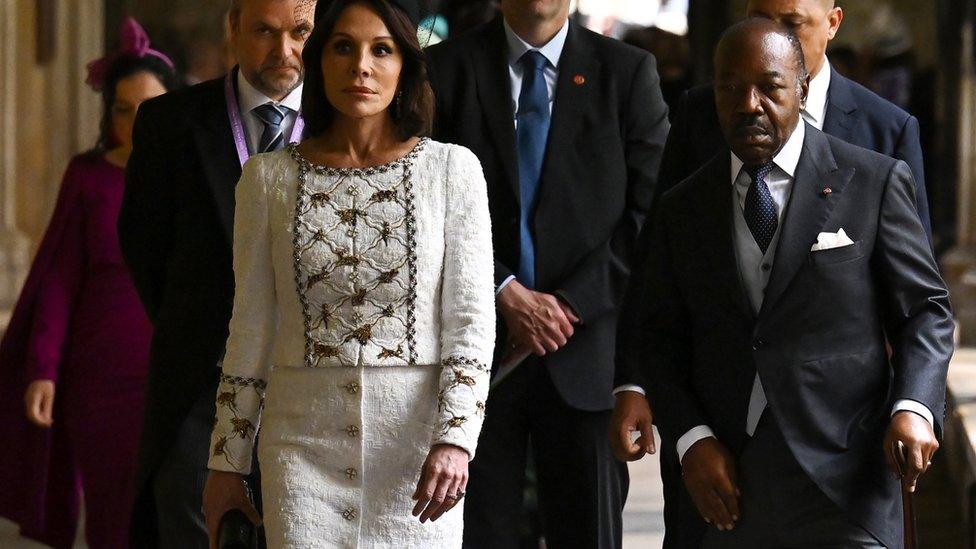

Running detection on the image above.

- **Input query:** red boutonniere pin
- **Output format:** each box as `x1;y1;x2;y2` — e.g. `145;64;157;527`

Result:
822;187;833;196
573;74;586;86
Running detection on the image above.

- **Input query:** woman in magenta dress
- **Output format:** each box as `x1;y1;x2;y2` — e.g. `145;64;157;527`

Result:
0;19;178;549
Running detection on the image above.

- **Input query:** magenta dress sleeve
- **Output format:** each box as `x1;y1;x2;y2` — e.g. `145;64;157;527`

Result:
24;164;88;382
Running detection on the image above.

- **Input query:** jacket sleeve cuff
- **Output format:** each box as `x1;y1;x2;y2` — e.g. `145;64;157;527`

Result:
433;356;490;460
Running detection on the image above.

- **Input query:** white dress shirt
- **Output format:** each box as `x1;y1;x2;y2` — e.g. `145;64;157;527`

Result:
495;18;570;295
236;71;304;155
674;120;934;463
801;58;831;130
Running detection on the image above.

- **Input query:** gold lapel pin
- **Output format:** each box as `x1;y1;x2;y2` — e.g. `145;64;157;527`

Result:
573;74;586;86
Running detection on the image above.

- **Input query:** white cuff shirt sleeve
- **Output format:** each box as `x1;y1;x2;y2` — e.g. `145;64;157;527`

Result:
892;399;934;426
496;275;516;295
676;425;716;464
613;384;646;396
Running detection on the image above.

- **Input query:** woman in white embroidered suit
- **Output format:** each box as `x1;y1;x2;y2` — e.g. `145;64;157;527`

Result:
201;0;494;546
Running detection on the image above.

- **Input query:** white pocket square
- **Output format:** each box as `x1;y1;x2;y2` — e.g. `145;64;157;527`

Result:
811;228;854;252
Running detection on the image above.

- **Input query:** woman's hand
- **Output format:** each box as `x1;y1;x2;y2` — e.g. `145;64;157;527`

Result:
412;444;469;523
202;470;262;549
24;380;55;427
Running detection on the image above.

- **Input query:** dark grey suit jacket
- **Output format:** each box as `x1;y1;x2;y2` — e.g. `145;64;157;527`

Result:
427;17;670;410
625;125;953;548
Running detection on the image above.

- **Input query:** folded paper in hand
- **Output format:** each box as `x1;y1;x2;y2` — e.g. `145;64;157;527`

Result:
811;228;854;252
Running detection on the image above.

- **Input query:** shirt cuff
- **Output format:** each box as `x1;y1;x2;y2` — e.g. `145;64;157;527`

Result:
613;384;646;396
892;399;934;426
676;425;716;464
496;275;516;295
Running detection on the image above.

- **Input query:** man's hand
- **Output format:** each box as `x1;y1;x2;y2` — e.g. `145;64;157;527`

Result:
202;471;262;549
497;280;578;356
884;411;938;493
609;391;655;461
682;437;740;531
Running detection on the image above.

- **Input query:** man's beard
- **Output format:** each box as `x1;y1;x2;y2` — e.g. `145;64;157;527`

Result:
254;66;303;98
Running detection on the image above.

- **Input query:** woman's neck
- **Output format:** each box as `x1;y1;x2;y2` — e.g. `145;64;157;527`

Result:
304;114;416;168
104;146;131;168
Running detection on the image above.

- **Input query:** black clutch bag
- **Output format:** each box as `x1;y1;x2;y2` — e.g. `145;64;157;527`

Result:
217;509;258;549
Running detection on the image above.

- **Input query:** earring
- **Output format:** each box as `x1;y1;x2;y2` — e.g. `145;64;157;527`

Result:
395;91;403;119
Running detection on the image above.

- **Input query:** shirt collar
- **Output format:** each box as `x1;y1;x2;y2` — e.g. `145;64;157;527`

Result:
730;120;806;185
803;58;831;125
503;18;569;70
237;69;304;115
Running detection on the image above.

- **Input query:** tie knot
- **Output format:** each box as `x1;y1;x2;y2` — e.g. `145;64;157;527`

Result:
744;162;775;185
253;103;286;127
519;50;548;72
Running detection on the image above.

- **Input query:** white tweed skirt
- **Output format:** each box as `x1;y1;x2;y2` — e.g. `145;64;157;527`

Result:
257;365;464;548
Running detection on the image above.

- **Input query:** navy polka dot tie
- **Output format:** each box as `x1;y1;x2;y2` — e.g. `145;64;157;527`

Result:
743;162;778;254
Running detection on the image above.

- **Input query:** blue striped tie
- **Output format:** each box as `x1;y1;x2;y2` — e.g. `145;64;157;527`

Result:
515;51;551;289
253;103;287;153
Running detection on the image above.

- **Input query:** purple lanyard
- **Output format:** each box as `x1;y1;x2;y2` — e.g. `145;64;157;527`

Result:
225;72;306;167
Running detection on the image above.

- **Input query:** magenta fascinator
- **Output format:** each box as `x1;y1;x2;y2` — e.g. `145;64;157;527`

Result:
85;17;175;91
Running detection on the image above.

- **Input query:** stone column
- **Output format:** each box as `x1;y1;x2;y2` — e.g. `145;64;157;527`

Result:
0;0;103;329
943;10;976;344
0;0;30;328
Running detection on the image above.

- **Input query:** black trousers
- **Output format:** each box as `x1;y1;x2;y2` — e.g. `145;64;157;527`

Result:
132;387;264;548
463;360;628;549
702;413;884;549
658;435;707;549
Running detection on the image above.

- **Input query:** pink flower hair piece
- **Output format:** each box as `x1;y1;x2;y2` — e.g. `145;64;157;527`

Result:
85;17;175;91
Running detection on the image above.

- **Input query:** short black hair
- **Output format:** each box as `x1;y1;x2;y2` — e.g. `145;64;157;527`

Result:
301;0;434;141
717;18;808;86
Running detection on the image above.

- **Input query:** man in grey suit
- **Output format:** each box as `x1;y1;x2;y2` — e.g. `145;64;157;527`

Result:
625;18;952;548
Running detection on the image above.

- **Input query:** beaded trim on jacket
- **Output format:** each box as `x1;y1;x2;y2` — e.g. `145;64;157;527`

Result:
287;139;427;368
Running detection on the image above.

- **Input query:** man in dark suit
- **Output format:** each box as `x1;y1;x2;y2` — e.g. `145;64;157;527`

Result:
623;18;952;547
426;0;670;546
119;1;314;545
661;0;930;234
610;1;935;545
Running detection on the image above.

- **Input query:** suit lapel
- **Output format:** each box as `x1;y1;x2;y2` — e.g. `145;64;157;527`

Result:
537;22;596;196
192;71;242;241
759;126;855;318
697;153;755;323
474;17;519;200
822;67;857;143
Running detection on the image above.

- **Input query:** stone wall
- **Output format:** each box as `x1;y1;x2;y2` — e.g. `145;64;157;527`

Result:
0;1;102;324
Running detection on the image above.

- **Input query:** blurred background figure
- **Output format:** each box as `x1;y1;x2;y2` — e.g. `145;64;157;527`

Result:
622;25;690;119
439;0;500;38
825;44;861;81
0;17;176;549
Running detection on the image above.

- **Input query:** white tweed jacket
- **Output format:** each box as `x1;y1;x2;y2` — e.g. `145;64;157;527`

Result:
208;138;495;473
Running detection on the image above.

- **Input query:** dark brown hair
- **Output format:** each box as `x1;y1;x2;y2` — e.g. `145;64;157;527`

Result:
302;0;434;140
94;55;180;152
